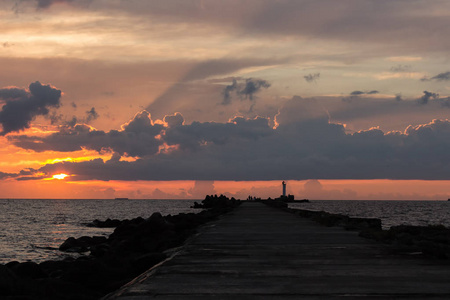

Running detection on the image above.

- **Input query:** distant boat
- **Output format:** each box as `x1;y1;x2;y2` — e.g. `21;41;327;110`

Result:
115;197;129;200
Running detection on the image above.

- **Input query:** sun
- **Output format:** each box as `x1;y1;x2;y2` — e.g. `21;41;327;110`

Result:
52;173;69;180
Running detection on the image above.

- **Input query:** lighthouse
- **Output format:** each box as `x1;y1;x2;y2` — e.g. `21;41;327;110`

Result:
276;181;294;202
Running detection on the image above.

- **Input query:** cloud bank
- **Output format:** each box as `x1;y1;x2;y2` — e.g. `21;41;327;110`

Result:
9;97;450;181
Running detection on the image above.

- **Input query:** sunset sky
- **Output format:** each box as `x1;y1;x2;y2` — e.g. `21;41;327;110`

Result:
1;0;450;200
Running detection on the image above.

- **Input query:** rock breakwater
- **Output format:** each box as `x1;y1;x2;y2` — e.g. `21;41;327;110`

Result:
0;196;240;300
263;199;450;259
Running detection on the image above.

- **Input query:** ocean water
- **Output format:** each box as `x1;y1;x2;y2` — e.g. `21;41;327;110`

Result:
0;199;199;264
289;200;450;229
1;199;449;264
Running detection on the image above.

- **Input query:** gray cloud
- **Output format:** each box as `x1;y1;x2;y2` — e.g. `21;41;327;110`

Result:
239;78;271;100
421;71;450;82
85;107;99;123
327;93;450;132
90;1;450;55
34;0;81;9
44;107;98;128
350;91;365;96
12;1;450;56
0;81;61;135
46;111;63;125
146;57;285;119
36;0;61;8
9;110;164;157
350;90;379;96
164;116;273;151
0;171;15;180
163;112;184;128
343;90;379;102
221;78;270;105
418;90;439;105
24;116;450;181
304;73;320;83
390;65;411;72
222;79;237;105
65;116;78;127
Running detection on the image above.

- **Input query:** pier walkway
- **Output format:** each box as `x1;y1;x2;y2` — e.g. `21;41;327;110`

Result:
106;202;450;299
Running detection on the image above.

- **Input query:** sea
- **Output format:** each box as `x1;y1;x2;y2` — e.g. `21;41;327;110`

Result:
0;199;200;264
0;199;449;264
289;200;450;229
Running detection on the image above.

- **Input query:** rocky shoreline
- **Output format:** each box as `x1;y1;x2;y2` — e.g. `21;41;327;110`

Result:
264;199;450;259
0;195;241;300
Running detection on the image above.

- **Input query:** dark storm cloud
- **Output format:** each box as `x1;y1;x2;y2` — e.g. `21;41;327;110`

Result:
418;91;439;105
304;73;320;83
421;71;450;82
221;78;270;105
0;81;61;135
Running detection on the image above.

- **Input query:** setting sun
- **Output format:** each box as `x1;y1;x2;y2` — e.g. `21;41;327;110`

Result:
52;173;69;180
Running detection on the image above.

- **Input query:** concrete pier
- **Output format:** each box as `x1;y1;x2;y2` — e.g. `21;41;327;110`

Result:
105;202;450;299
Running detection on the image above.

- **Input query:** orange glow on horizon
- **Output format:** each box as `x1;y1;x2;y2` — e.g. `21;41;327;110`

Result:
0;179;449;200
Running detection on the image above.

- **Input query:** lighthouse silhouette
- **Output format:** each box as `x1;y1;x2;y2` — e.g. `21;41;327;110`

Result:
278;181;294;202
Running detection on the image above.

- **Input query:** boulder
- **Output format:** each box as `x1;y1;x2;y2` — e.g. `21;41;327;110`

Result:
10;261;48;279
0;264;18;295
87;218;123;228
59;236;107;253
